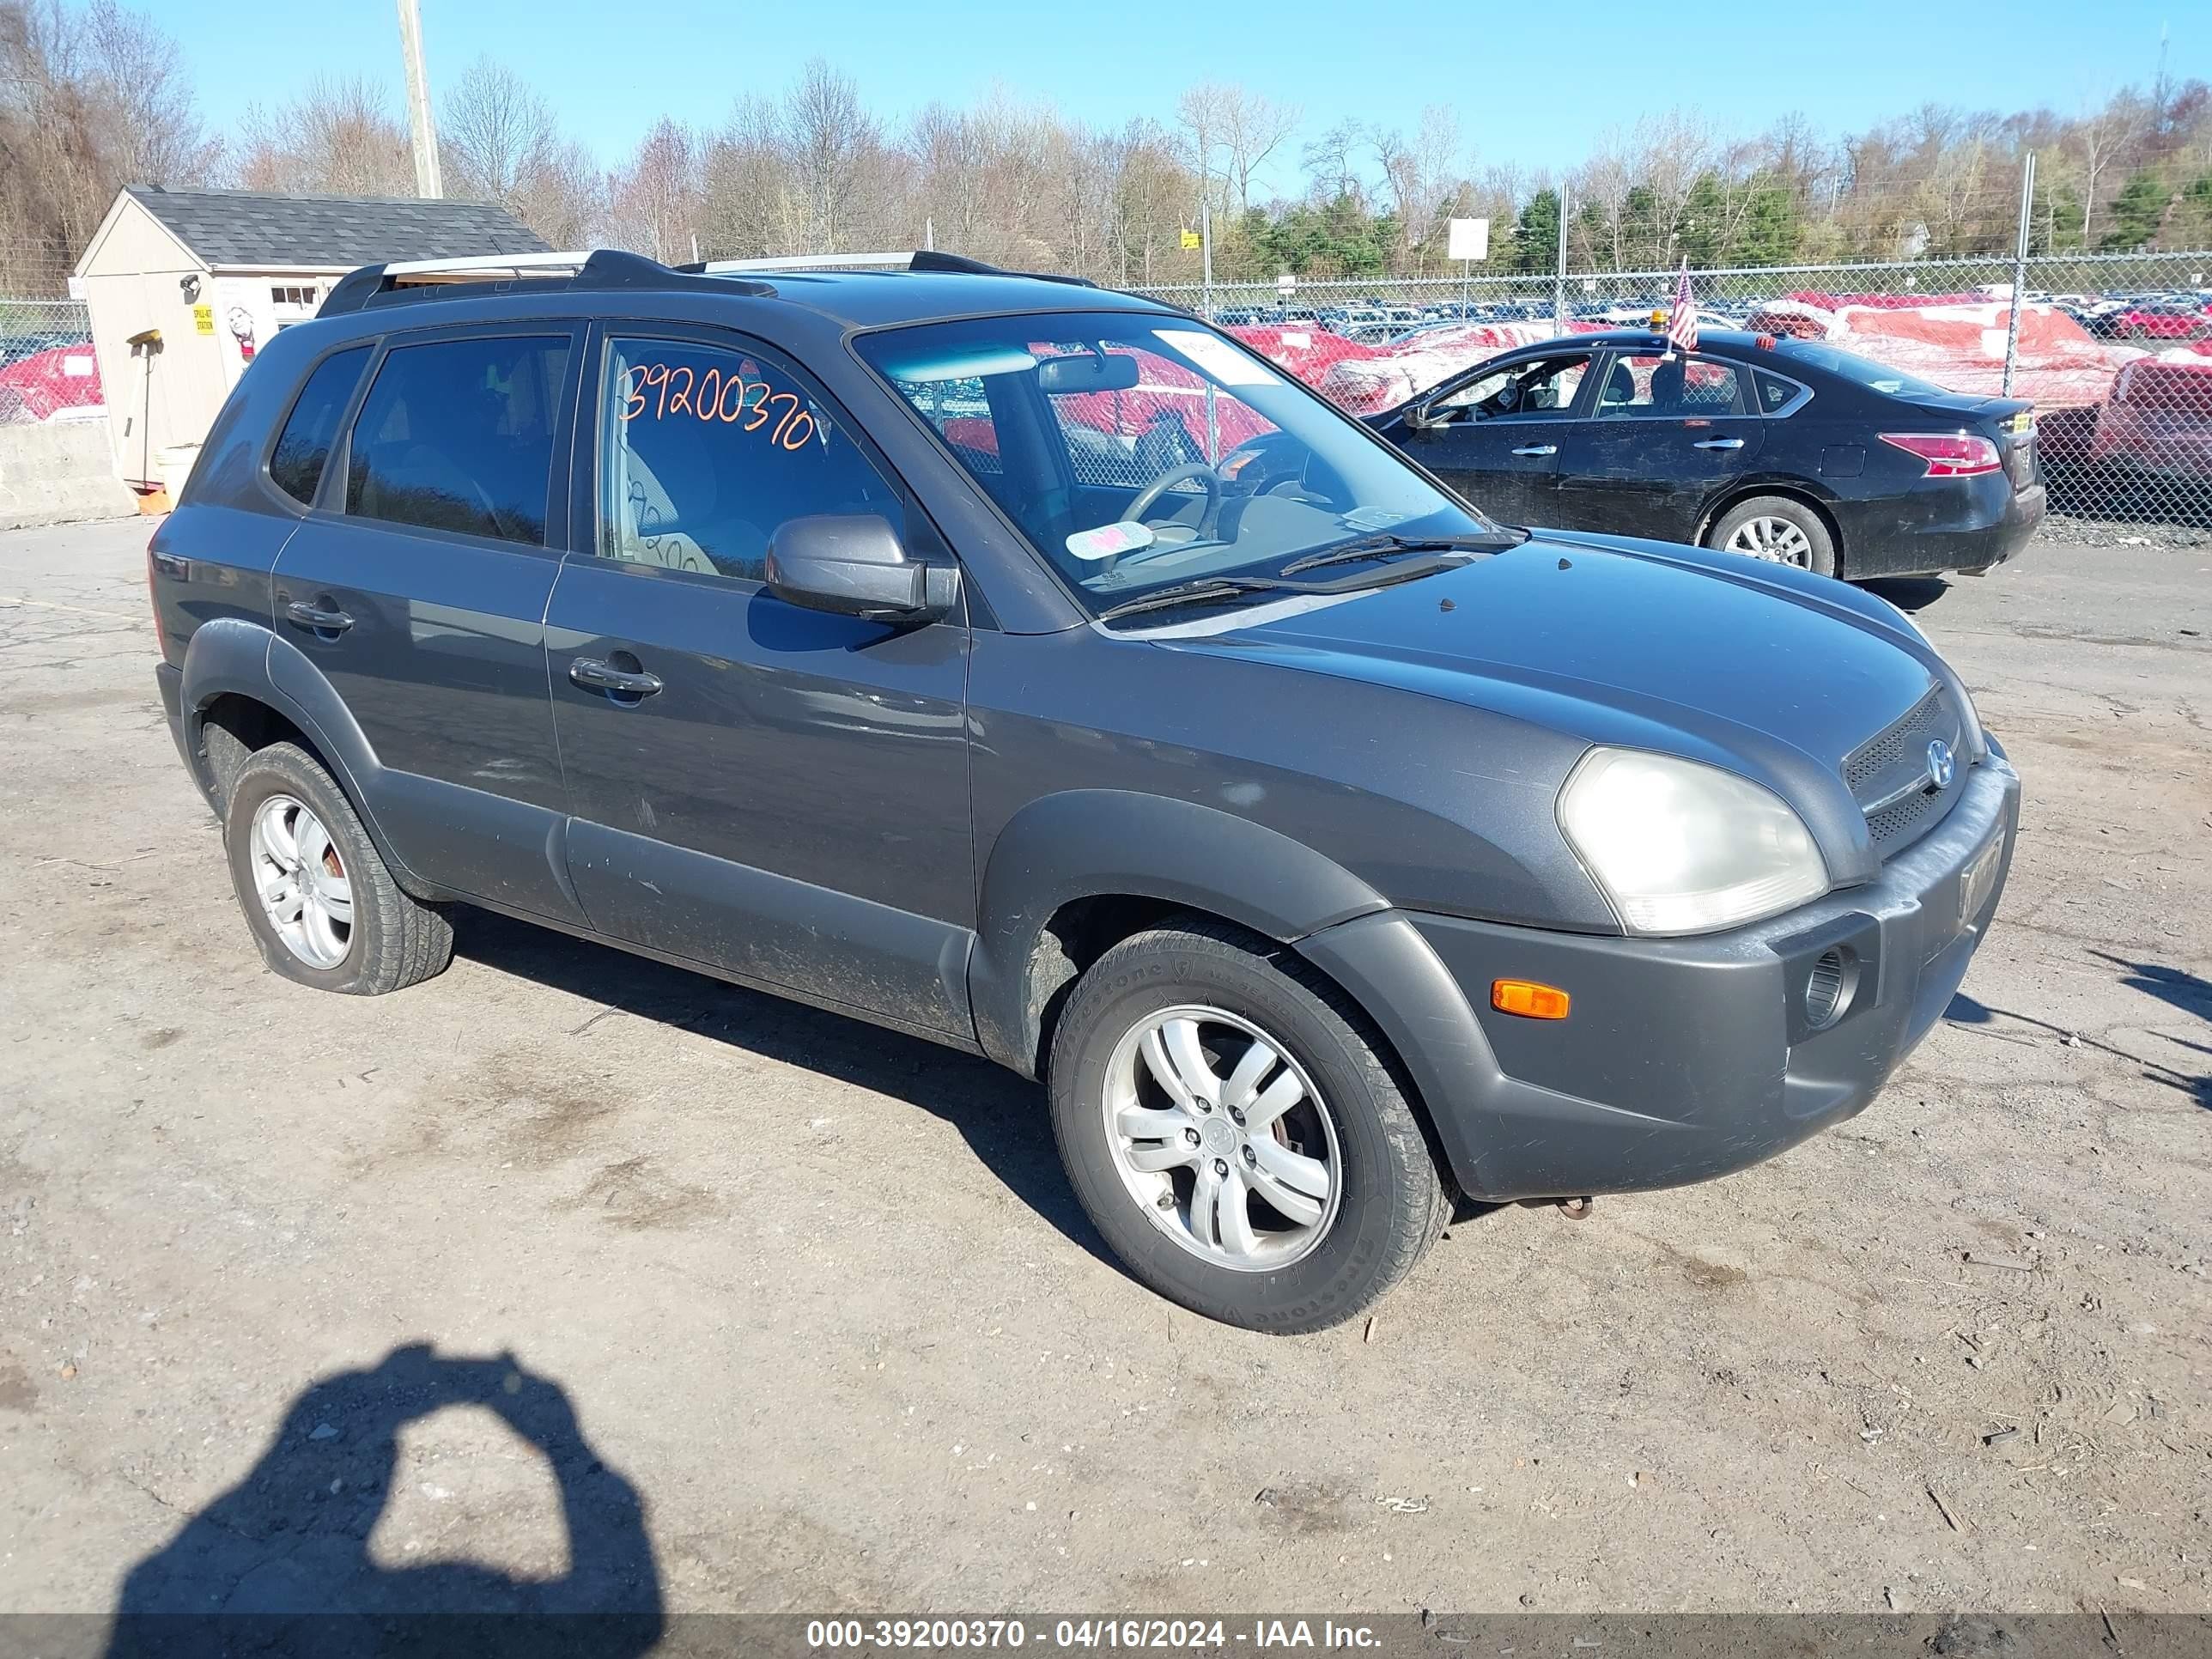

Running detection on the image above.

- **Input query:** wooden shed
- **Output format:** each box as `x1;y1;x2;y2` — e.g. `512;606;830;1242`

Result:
72;186;549;489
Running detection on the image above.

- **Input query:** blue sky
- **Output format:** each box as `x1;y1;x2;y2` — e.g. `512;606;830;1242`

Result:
149;0;2195;192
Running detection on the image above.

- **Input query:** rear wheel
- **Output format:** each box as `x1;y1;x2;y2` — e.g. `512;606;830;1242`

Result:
1707;495;1838;578
222;742;453;995
1047;920;1447;1333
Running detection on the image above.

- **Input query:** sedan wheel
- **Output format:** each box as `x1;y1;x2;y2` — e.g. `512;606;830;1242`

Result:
1724;514;1815;567
247;793;354;969
1102;1004;1343;1270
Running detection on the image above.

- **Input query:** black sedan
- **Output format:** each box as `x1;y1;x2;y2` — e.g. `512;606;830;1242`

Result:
1364;328;2045;580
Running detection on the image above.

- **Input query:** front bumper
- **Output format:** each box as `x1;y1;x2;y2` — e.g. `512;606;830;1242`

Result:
1301;750;2020;1200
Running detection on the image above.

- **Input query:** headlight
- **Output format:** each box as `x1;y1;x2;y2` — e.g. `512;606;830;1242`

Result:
1558;749;1830;935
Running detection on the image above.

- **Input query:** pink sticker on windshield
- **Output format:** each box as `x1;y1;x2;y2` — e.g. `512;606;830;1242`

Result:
1065;521;1157;562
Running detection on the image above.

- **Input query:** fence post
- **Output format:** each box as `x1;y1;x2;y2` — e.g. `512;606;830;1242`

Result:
1200;202;1213;323
1554;186;1570;338
2003;153;2035;399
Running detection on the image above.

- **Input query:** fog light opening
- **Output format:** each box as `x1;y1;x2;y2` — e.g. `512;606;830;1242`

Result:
1804;948;1853;1030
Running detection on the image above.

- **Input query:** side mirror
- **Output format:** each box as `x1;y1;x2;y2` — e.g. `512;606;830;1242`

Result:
1403;400;1449;432
764;514;958;624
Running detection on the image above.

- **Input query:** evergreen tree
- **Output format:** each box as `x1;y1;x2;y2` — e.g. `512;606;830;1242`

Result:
2100;169;2169;249
1510;189;1562;274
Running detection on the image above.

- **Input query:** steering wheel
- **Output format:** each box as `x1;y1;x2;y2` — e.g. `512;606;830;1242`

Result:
1126;461;1222;530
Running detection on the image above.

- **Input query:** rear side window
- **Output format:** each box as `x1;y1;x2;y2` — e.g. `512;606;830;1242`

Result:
1595;355;1745;417
270;347;370;504
344;335;570;545
597;336;906;585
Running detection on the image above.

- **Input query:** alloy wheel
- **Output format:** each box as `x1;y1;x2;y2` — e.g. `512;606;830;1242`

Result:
1100;1004;1343;1270
248;793;354;969
1725;515;1814;567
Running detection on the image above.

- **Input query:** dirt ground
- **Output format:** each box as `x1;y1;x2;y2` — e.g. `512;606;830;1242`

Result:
1;517;2206;1621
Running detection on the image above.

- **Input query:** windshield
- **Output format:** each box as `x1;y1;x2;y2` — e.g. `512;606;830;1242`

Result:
1769;337;1951;400
854;312;1499;617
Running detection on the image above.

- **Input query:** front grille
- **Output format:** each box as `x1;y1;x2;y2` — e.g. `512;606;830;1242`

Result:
1844;684;1966;857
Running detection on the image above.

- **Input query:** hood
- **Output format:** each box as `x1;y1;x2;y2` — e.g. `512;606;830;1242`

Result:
1158;531;1959;872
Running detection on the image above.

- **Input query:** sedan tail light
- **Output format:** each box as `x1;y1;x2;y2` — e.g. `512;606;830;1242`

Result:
1879;432;2003;477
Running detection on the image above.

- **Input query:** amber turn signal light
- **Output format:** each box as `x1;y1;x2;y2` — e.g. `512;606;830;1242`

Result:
1491;979;1571;1020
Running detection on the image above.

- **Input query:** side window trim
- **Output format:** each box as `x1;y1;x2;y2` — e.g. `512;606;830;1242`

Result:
258;341;379;515
328;320;585;555
584;321;951;592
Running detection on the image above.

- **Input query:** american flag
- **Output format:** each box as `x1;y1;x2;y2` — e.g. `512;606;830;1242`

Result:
1665;258;1698;354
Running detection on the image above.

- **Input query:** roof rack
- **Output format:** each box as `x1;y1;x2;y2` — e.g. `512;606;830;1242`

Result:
380;251;597;278
318;248;772;316
690;248;1096;288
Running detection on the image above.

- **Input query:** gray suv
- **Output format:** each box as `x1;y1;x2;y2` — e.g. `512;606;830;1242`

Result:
149;249;2019;1332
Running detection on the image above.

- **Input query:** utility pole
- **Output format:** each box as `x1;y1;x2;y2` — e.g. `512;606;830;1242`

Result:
396;0;443;198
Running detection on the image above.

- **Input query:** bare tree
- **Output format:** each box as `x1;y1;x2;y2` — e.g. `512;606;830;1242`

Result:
2072;89;2149;242
439;56;602;244
606;116;700;263
1;0;216;289
1175;82;1229;216
235;76;412;197
1219;86;1300;217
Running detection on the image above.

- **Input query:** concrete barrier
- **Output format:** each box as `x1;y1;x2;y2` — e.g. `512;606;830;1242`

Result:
0;418;137;532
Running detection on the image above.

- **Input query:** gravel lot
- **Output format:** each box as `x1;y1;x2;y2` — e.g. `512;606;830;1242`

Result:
2;518;2207;1621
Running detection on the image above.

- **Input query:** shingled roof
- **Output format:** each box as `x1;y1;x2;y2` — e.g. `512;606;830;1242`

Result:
119;185;551;270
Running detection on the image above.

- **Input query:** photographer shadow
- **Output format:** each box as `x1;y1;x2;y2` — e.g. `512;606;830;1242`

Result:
106;1343;662;1658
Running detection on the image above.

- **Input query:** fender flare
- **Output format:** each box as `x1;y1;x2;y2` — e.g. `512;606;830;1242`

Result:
967;788;1390;1076
177;619;418;886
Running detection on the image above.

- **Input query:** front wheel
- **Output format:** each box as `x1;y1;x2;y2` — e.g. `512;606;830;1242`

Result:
1707;495;1838;578
1047;921;1447;1333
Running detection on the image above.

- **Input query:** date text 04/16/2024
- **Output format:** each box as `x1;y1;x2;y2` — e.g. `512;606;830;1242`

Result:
805;1620;1383;1650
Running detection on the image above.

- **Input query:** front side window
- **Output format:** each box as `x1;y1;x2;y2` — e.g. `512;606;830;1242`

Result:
270;346;370;505
1437;353;1592;419
858;313;1501;617
1594;355;1745;418
344;335;569;545
598;336;905;584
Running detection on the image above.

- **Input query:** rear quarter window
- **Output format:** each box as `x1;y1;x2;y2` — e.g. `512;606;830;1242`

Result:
270;347;372;504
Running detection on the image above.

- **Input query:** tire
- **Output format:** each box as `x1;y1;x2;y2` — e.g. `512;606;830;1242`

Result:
1706;495;1838;578
222;741;453;995
1047;919;1448;1334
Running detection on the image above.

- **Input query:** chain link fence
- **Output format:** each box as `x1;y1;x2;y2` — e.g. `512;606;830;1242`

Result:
0;298;100;426
1131;246;2212;530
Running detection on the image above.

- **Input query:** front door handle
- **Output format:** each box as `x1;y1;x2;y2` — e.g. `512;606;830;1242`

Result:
568;658;664;698
1510;444;1558;457
1692;437;1746;450
283;599;354;633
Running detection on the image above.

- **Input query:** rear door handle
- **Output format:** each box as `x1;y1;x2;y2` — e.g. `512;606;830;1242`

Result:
283;599;354;633
1692;437;1746;450
568;658;664;698
1510;444;1558;457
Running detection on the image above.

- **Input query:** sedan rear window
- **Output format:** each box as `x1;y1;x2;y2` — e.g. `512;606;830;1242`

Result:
1768;337;1949;400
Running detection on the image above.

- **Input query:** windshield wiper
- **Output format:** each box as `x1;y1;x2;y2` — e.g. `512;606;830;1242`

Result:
1281;529;1524;575
1094;555;1467;624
